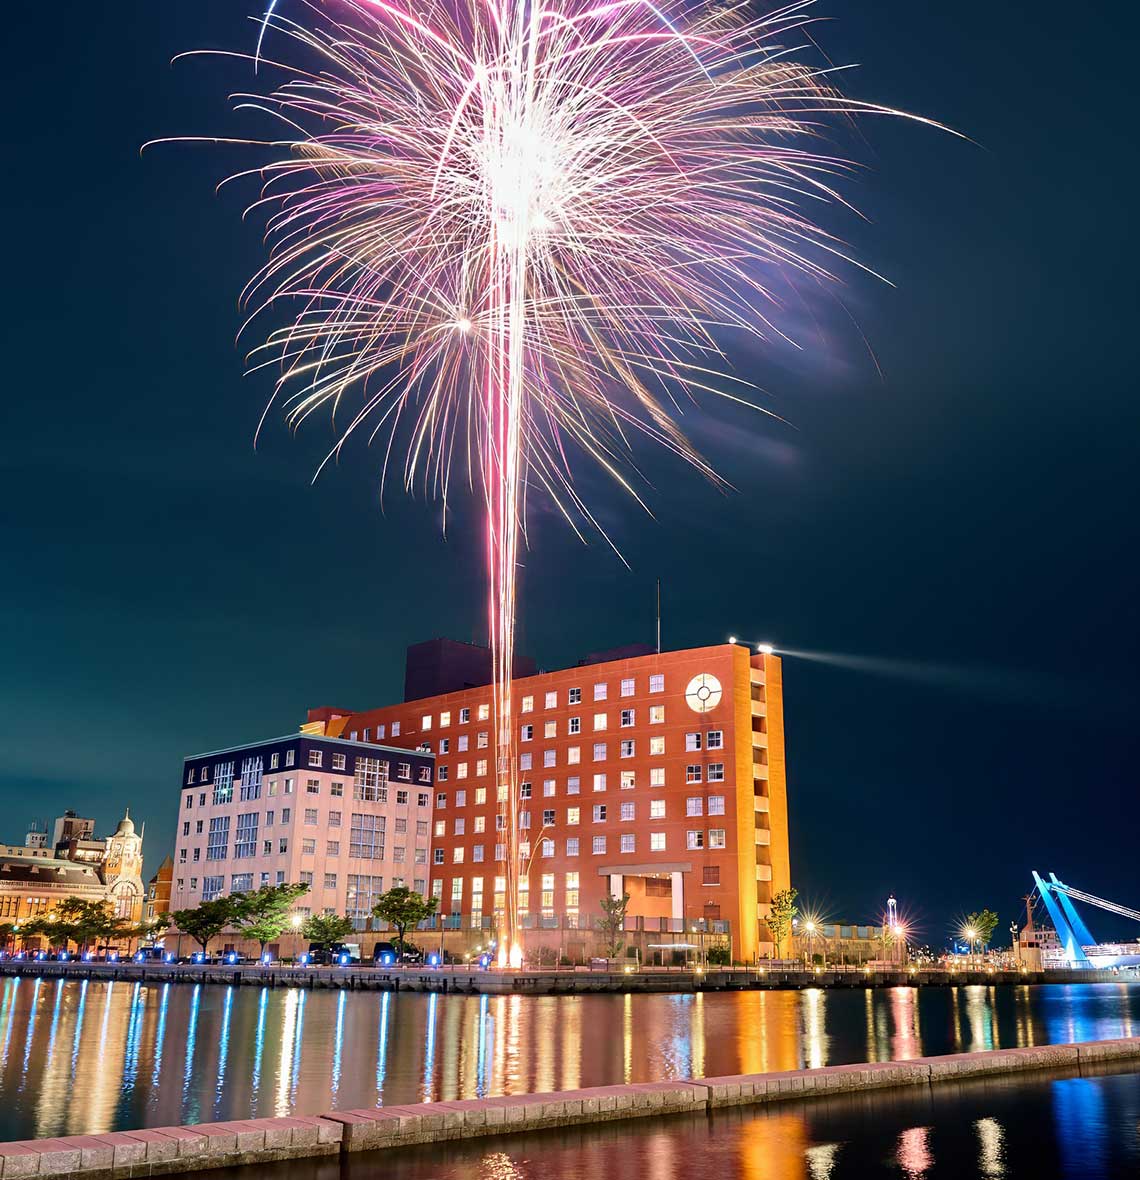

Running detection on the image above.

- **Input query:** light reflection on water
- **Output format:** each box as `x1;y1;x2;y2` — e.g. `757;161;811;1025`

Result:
0;978;1139;1140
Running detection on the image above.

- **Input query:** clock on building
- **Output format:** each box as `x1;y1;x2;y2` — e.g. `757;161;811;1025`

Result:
685;673;722;713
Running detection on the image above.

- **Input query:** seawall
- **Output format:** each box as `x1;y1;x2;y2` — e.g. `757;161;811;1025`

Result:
0;959;1133;993
1;1037;1137;1177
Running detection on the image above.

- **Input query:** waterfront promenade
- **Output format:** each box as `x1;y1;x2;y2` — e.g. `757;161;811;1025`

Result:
0;958;1130;993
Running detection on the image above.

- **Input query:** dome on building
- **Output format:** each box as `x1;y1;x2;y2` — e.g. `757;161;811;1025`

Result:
114;810;136;837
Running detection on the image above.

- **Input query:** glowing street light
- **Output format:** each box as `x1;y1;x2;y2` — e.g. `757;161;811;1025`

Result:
757;643;774;655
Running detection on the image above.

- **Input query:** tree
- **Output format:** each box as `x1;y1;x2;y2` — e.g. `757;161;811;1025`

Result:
54;898;118;953
765;887;799;958
232;884;310;954
0;922;14;951
171;897;240;954
301;913;355;947
963;909;999;953
371;886;439;951
598;891;630;958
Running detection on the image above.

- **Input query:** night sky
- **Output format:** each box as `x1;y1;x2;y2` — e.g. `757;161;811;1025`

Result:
2;1;1137;945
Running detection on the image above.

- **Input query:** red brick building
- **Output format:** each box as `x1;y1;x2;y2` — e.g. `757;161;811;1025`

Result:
306;641;789;961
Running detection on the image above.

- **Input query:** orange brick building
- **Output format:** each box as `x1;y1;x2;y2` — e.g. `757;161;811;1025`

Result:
305;642;789;961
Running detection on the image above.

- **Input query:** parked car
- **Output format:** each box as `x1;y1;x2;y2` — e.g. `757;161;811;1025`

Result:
304;943;356;966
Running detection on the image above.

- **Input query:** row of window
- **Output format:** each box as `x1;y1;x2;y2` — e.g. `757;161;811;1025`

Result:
178;873;427;903
185;779;431;810
433;766;723;806
348;675;670;742
436;736;709;780
432;795;727;837
187;754;432;791
431;829;728;863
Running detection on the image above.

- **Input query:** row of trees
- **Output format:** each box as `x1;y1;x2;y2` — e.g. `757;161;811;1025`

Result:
170;883;439;955
0;898;165;955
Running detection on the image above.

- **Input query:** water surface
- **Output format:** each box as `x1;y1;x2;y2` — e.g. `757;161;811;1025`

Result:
1;976;1138;1140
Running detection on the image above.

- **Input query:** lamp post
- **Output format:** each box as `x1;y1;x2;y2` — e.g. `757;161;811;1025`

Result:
291;912;303;960
804;920;816;968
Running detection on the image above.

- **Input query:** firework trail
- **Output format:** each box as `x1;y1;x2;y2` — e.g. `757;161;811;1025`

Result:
160;0;942;966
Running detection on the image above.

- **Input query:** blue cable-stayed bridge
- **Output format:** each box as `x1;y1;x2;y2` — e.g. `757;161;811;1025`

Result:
1032;871;1140;968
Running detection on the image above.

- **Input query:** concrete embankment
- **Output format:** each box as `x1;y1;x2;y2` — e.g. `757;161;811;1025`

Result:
1;959;1133;993
1;1038;1138;1178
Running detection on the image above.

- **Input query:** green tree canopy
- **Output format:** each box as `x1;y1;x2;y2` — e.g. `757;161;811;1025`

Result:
301;913;355;947
963;909;1000;951
598;891;630;958
232;884;310;953
171;897;240;953
765;887;799;958
371;886;438;950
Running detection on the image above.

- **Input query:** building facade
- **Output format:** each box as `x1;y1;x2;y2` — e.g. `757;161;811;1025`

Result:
169;734;436;926
305;642;788;960
0;809;146;927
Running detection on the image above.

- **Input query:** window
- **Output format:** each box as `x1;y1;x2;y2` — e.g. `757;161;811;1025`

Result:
593;773;607;792
458;735;469;753
545;691;558;709
322;872;337;891
620;740;635;758
543;779;556;797
453;847;465;863
709;829;727;849
567;775;580;794
306;750;321;768
709;795;726;815
520;782;532;799
686;796;704;816
475;786;487;805
707;730;724;750
306;779;320;795
436;792;447;808
592;743;607;761
593;804;607;822
416;819;429;837
434;849;445;864
708;763;725;782
648;800;665;821
279;838;288;854
567;746;581;764
569;687;582;705
519;753;532;771
543;749;556;768
202;876;224;902
349;813;386;859
686;830;705;850
440;711;451;727
283;779;294;795
494;844;505;862
327;840;340;856
649;737;665;756
303;838;316;855
354;757;389;803
593;713;607;732
328;810;341;827
593;683;608;701
649;705;665;724
391;721;401;736
568;716;581;735
460;707;470;724
269;753;279;770
437;766;449;782
686;732;702;752
650;767;665;788
592;836;606;855
473;845;485;862
543;808;555;825
474;816;485;834
185;795;193;810
566;837;580;856
187;767;197;785
518;694;533;714
477;703;490;721
212;761;234;806
239;757;263;801
649;673;664;693
196;820;204;834
182;821;190;837
304;808;319;825
454;790;466;807
346;875;385;924
521;724;533;741
206;816;230;860
434;820;445;838
234;813;258;859
620;709;634;728
332;753;346;770
454;818;465;835
567;807;580;826
476;760;488;778
285;750;295;767
399;791;411;804
421;714;432;730
477;733;489;751
620;834;635;854
281;807;291;823
330;781;344;797
439;738;450;754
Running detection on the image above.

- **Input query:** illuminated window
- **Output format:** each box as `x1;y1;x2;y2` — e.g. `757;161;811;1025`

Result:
521;724;533;741
567;807;580;826
458;735;468;752
545;691;558;709
686;732;702;752
620;770;635;790
620;834;635;854
593;805;607;822
649;737;665;756
421;715;432;730
543;779;556;797
650;768;665;788
686;796;703;816
544;720;557;738
593;713;607;732
709;796;726;816
593;773;607;792
521;695;534;713
620;740;635;758
593;743;607;761
457;762;468;780
477;732;489;749
568;746;581;765
566;838;579;857
593;683;608;701
650;832;666;851
475;787;487;805
592;836;606;855
620;802;635;822
478;703;490;721
650;800;665;819
686;830;704;850
460;707;470;724
709;829;726;849
567;776;581;795
440;711;451;727
649;674;664;693
474;816;485;834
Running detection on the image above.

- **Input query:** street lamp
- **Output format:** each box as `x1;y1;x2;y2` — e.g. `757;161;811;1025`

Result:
804;920;816;968
757;643;774;655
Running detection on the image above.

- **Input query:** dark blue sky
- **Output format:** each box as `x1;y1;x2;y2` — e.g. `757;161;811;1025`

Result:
2;1;1136;942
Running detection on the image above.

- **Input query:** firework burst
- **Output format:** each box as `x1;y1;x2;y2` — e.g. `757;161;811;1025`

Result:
159;0;942;965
